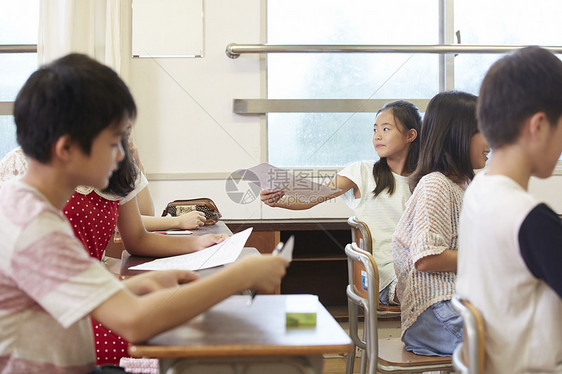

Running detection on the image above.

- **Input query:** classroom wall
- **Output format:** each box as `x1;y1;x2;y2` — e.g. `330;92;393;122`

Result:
128;0;353;220
127;0;562;219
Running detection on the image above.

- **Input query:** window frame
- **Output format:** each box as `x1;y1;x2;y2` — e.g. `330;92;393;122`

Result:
259;0;562;173
0;45;36;117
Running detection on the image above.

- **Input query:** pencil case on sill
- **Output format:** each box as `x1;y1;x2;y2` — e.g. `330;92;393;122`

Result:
161;198;222;225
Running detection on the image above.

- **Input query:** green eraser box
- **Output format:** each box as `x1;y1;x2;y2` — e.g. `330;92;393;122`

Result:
285;295;318;327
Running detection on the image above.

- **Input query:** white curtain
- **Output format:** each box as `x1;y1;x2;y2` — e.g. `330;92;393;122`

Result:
38;0;130;78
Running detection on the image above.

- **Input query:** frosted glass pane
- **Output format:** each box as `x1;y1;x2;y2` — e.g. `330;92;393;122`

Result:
268;0;440;100
455;0;562;45
0;116;18;160
0;54;38;101
268;113;379;168
0;0;39;44
454;0;562;94
0;0;39;101
267;0;438;166
268;1;438;45
268;54;439;99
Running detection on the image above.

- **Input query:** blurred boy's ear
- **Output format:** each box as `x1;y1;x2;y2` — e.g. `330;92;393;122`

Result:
527;112;548;142
53;135;75;161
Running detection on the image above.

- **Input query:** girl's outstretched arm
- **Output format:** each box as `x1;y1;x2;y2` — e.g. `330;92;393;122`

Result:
260;175;357;210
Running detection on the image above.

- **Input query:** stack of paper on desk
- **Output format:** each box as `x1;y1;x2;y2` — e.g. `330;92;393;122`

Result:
130;228;253;271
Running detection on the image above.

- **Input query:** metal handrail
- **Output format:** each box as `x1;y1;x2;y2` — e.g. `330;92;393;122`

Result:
226;43;562;59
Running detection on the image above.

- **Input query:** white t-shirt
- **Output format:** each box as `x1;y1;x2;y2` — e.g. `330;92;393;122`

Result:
338;161;411;290
0;180;124;373
458;172;562;374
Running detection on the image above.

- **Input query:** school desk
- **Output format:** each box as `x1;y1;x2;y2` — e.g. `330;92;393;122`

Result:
225;218;351;319
128;294;353;374
105;220;233;259
148;220;232;237
116;246;260;278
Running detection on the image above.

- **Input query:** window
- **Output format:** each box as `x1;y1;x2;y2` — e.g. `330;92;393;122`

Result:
0;0;40;159
267;0;562;167
454;0;562;93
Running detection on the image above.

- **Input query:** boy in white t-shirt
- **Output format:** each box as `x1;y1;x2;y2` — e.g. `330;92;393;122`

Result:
457;46;562;373
0;53;288;373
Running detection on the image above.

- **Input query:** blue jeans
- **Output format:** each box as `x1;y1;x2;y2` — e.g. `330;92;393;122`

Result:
379;279;398;306
403;300;463;356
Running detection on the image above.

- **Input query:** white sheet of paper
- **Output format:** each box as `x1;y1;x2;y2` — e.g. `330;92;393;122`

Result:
129;227;253;271
161;230;192;235
275;235;294;263
243;162;341;201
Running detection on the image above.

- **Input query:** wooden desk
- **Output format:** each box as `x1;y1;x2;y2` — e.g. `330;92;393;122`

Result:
129;294;353;374
103;222;247;279
224;218;351;319
105;220;233;259
188;220;233;236
116;247;259;279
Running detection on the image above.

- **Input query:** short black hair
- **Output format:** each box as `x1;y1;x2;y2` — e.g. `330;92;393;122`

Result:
14;53;137;162
410;91;478;190
478;46;562;149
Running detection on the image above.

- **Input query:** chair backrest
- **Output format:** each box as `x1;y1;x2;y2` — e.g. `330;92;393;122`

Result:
344;242;378;366
347;217;379;302
347;243;452;374
451;294;485;374
345;242;379;316
347;216;373;252
347;216;400;314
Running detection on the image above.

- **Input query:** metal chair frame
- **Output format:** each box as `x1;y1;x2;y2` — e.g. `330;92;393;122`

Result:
345;242;453;373
346;217;401;374
451;294;485;374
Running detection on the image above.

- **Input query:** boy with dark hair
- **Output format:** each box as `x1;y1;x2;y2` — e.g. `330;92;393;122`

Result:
0;53;288;373
457;46;562;373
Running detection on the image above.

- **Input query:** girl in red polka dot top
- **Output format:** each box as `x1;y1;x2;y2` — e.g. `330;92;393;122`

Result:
61;137;225;366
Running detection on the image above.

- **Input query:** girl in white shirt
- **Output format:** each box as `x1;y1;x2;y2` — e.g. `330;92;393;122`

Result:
261;100;421;305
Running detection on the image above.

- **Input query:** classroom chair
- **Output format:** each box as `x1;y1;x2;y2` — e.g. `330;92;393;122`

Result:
103;230;126;259
345;242;454;373
451;294;486;374
345;217;401;374
346;216;401;315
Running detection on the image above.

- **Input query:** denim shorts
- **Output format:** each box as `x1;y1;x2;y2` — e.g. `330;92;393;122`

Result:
379;279;398;306
403;300;463;356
